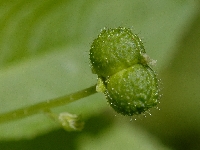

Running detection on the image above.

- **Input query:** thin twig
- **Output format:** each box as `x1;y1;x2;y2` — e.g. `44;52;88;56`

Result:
0;85;97;124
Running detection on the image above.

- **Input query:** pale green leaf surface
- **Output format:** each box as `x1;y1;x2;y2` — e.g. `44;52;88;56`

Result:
0;47;103;139
0;0;199;149
78;120;171;150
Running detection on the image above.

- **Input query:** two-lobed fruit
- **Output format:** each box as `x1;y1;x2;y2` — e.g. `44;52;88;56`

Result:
90;27;159;116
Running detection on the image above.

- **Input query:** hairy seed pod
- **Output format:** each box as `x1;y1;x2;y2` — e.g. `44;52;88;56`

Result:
90;27;146;78
89;27;159;116
106;64;159;115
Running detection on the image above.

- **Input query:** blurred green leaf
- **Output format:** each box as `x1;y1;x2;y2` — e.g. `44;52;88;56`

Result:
136;7;200;150
78;120;171;150
0;0;199;149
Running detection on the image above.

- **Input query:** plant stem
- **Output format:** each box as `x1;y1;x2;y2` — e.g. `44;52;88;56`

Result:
0;85;97;124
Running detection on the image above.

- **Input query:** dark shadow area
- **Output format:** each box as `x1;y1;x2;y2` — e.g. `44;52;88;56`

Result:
0;110;114;150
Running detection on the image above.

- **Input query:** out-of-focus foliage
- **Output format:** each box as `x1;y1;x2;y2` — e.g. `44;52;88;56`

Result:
0;0;199;149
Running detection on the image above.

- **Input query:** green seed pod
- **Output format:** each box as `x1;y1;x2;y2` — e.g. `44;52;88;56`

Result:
90;27;146;78
89;27;159;116
106;64;159;116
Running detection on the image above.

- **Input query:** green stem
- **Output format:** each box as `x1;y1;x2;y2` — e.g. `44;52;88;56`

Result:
0;85;97;124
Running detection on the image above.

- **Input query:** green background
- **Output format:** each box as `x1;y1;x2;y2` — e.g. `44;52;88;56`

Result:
0;0;199;149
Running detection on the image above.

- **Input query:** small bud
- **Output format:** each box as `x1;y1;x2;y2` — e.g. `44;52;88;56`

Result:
58;112;84;131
